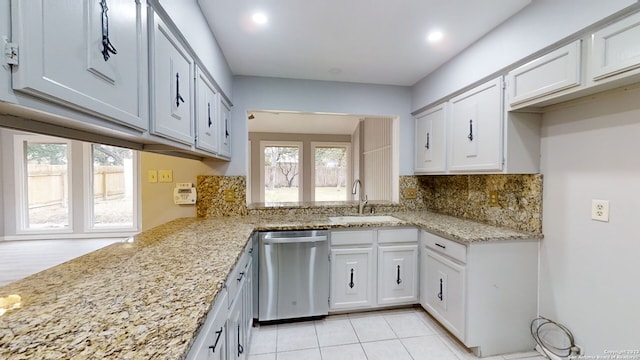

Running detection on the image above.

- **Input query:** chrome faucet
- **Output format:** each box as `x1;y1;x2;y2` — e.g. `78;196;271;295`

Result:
352;179;368;215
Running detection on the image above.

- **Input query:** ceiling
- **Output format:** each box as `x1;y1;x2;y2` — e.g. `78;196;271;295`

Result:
197;0;532;86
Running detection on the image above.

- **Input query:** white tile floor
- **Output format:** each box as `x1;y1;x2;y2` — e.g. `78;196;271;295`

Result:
248;307;545;360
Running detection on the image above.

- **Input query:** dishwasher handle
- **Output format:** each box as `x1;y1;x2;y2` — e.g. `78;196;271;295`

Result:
262;235;327;244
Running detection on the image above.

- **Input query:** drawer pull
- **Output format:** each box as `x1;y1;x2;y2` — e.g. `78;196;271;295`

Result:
208;327;223;353
237;271;245;282
435;243;446;249
396;265;402;285
437;278;444;301
349;268;355;289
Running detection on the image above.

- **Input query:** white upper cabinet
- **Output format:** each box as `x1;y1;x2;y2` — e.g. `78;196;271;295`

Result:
591;11;640;81
218;96;232;159
507;40;582;107
195;67;219;154
414;103;447;174
449;77;503;172
11;0;148;130
149;11;194;145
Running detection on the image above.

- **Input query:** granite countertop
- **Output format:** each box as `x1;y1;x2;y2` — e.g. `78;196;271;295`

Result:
0;211;541;359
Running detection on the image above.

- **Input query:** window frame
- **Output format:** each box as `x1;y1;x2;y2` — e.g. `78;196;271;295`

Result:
6;132;140;240
14;134;73;235
83;143;140;232
310;142;352;202
259;141;304;203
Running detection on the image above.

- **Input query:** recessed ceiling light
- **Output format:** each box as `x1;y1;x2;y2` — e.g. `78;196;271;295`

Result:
252;12;268;25
427;31;444;43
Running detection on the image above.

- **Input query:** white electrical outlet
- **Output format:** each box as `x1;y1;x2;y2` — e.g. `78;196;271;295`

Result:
591;199;609;222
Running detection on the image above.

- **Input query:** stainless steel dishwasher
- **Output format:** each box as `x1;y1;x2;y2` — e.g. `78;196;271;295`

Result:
258;230;329;322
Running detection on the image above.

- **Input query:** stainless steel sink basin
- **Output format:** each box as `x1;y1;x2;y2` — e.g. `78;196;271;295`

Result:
328;215;402;224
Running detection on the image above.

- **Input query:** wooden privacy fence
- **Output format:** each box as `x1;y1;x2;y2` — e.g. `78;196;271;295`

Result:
264;165;345;188
27;164;125;208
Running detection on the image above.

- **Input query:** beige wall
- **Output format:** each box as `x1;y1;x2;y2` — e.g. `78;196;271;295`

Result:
140;152;223;230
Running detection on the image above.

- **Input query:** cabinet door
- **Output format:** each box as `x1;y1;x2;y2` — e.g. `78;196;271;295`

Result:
227;288;246;360
449;77;503;172
592;12;640;81
218;97;232;158
330;247;375;310
242;262;253;345
377;245;418;305
195;67;219;154
507;41;582;106
11;0;147;130
186;290;228;360
150;12;194;144
415;103;447;173
425;249;466;341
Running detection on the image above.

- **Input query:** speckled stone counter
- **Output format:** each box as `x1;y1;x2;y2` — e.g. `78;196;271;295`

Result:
0;211;541;359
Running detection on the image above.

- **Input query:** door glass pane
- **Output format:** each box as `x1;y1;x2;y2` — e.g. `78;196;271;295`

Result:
91;145;134;228
264;146;299;203
314;146;348;201
25;142;70;230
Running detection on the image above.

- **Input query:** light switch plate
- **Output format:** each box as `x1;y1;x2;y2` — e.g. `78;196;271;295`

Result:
158;170;173;183
147;170;158;183
591;199;609;222
405;188;417;199
224;189;235;202
489;191;499;207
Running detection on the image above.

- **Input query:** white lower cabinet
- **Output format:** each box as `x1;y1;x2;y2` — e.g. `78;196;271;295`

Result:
424;249;466;340
377;244;418;306
329;227;418;311
420;230;539;357
188;241;253;360
330;247;375;310
186;290;228;360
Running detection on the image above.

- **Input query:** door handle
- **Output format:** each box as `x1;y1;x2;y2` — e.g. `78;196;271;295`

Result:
176;73;185;107
349;268;355;289
100;0;118;61
467;119;474;141
437;278;443;301
396;265;402;285
425;132;430;149
207;102;212;128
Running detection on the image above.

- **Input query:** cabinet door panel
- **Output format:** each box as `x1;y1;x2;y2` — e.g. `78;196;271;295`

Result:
449;77;503;172
12;0;147;129
425;250;466;341
195;68;219;154
330;248;374;310
218;97;232;158
151;14;194;144
592;12;640;80
415;103;447;173
377;245;418;305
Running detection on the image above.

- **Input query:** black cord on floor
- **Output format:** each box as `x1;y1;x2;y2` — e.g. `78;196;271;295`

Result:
530;316;576;359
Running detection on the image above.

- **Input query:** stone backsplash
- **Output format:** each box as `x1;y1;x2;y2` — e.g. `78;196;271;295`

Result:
197;175;248;217
415;174;543;233
196;174;542;234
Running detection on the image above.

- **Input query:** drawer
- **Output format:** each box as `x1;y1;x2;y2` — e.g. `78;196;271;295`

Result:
226;250;249;307
330;230;375;246
421;231;467;264
378;228;418;244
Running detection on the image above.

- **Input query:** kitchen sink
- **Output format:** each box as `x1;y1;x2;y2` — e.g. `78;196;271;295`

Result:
328;215;402;223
